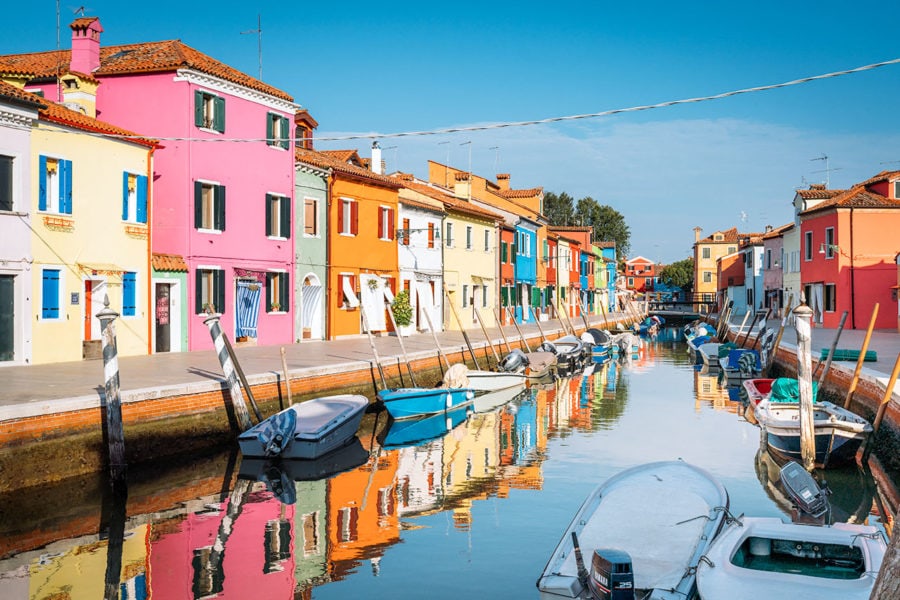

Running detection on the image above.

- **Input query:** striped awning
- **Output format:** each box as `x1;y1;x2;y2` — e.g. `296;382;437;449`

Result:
236;281;261;338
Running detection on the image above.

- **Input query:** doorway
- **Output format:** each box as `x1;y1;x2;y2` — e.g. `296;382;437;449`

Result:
155;283;172;352
0;275;13;361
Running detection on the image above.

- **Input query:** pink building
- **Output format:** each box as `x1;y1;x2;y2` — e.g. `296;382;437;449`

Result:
1;17;298;351
762;223;792;317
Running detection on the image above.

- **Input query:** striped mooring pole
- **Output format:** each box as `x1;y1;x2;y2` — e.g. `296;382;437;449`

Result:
203;313;253;431
97;295;126;480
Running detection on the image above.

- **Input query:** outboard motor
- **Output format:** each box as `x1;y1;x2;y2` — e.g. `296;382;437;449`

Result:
589;548;634;600
498;349;529;373
537;341;558;355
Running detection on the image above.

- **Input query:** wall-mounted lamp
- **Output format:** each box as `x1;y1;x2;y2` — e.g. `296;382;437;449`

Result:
819;243;841;256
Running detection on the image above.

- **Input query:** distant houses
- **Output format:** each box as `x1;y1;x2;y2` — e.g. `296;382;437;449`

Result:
697;174;900;330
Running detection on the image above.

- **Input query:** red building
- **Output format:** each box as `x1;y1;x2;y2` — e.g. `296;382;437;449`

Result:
499;224;516;323
799;171;900;329
623;256;658;294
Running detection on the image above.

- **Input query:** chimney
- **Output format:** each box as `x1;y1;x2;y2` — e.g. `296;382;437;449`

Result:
70;17;103;75
496;173;510;191
693;226;702;242
765;224;773;233
371;141;383;175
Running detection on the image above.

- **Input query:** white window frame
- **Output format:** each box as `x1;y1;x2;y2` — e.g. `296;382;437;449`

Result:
40;265;65;321
266;193;290;240
824;227;835;259
340;198;354;236
196;180;223;234
445;222;454;247
466;226;473;250
44;157;62;214
484;229;490;252
379;206;392;241
804;231;813;261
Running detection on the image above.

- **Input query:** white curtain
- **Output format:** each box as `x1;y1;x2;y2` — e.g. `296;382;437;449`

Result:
359;274;387;331
415;281;437;331
300;284;323;339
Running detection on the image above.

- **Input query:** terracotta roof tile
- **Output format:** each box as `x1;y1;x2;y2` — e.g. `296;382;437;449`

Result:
295;147;402;189
394;175;501;221
499;186;542;199
595;241;616;249
761;223;793;239
800;186;900;215
858;170;900;187
0;80;45;108
796;187;844;200
40;97;157;147
152;253;188;272
0;40;293;102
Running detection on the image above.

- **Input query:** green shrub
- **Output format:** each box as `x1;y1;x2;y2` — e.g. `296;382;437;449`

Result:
392;290;413;326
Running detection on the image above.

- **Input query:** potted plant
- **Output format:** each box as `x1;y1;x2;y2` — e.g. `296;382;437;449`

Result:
392;290;414;335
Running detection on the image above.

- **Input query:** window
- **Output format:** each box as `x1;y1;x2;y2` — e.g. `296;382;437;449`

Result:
194;90;225;132
627;277;634;287
804;231;813;261
427;222;435;248
266;112;290;149
728;246;736;254
338;198;358;235
824;227;835;259
266;272;290;312
121;172;148;224
766;249;772;269
482;285;488;308
0;155;12;212
894;180;900;199
445;222;453;247
41;268;61;319
462;284;469;307
501;241;508;263
466;226;473;249
702;247;711;259
525;234;531;257
339;273;358;308
194;181;225;231
195;268;225;314
38;156;72;214
377;207;394;241
304;198;318;236
484;229;490;252
401;218;410;246
824;283;836;312
703;271;712;283
122;271;136;316
542;240;548;261
265;194;290;238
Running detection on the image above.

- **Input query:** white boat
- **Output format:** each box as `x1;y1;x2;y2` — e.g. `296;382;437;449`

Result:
537;460;729;599
698;342;722;368
466;369;528;391
696;517;886;600
754;399;872;468
237;394;368;459
473;383;527;413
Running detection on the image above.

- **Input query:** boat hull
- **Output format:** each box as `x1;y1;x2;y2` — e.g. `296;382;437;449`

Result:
466;370;528;391
537;460;729;600
697;517;885;600
382;407;471;448
755;400;872;467
742;378;774;405
377;387;475;420
237;395;369;460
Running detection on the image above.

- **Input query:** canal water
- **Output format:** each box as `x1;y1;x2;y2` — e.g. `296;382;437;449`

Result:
0;331;885;599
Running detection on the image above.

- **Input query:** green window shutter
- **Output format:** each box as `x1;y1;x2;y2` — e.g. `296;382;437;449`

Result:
215;269;225;314
531;287;540;308
280;272;290;309
501;242;507;263
215;185;226;231
194;90;204;127
194;181;203;228
265;193;273;236
195;269;203;313
500;287;508;307
280;195;291;239
213;96;225;132
280;117;290;150
266;113;274;145
266;272;274;312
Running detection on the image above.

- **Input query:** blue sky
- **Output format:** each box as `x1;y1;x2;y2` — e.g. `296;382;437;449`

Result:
6;1;900;262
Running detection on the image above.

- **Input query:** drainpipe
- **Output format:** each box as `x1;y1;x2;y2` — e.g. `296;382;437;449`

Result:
146;144;156;355
325;170;334;339
849;208;856;329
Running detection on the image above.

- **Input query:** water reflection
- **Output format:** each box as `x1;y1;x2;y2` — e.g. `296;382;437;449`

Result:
0;343;889;599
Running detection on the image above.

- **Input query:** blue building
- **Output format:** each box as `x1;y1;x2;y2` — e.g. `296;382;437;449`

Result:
514;218;539;322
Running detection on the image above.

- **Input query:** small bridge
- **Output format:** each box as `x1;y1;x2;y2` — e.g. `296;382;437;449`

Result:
647;293;716;321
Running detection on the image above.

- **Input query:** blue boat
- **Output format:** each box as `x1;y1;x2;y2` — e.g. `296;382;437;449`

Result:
382;406;471;448
377;386;475;420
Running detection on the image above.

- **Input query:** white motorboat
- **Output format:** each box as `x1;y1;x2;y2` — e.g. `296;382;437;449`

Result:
465;369;529;391
237;394;368;459
537;460;729;599
696;516;886;600
698;342;722;368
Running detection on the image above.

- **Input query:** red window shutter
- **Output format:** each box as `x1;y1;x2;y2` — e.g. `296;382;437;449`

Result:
402;218;410;245
351;201;359;235
338;200;345;233
378;208;384;239
388;209;395;240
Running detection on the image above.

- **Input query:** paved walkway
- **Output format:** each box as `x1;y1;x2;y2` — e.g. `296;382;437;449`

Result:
0;312;629;420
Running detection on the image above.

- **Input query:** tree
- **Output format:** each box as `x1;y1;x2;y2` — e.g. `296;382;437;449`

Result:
591;204;631;258
543;191;575;226
659;257;694;293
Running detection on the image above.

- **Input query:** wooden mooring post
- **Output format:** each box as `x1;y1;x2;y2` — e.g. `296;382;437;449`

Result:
530;306;549;344
814;310;848;389
97;295;126;480
280;347;293;405
507;306;533;353
793;303;816;471
843;303;879;410
493;308;514;353
444;287;482;369
473;307;501;367
203;313;253;431
764;294;792;377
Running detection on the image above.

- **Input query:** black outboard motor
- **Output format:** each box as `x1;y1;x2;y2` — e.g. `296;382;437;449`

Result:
780;460;829;518
589;548;634;600
498;349;529;373
537;341;558;355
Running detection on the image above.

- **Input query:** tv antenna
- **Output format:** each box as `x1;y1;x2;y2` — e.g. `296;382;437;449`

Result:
810;154;841;188
240;14;262;79
489;146;500;172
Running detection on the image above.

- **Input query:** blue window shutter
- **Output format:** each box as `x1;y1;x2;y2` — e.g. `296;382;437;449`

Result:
38;155;47;211
136;175;148;223
123;272;136;316
42;269;59;318
122;172;130;220
61;160;73;214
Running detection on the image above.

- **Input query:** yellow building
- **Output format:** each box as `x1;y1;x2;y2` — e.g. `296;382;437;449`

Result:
692;227;742;302
31;96;156;363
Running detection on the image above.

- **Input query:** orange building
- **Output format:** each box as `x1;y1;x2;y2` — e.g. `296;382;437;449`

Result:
295;148;402;339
